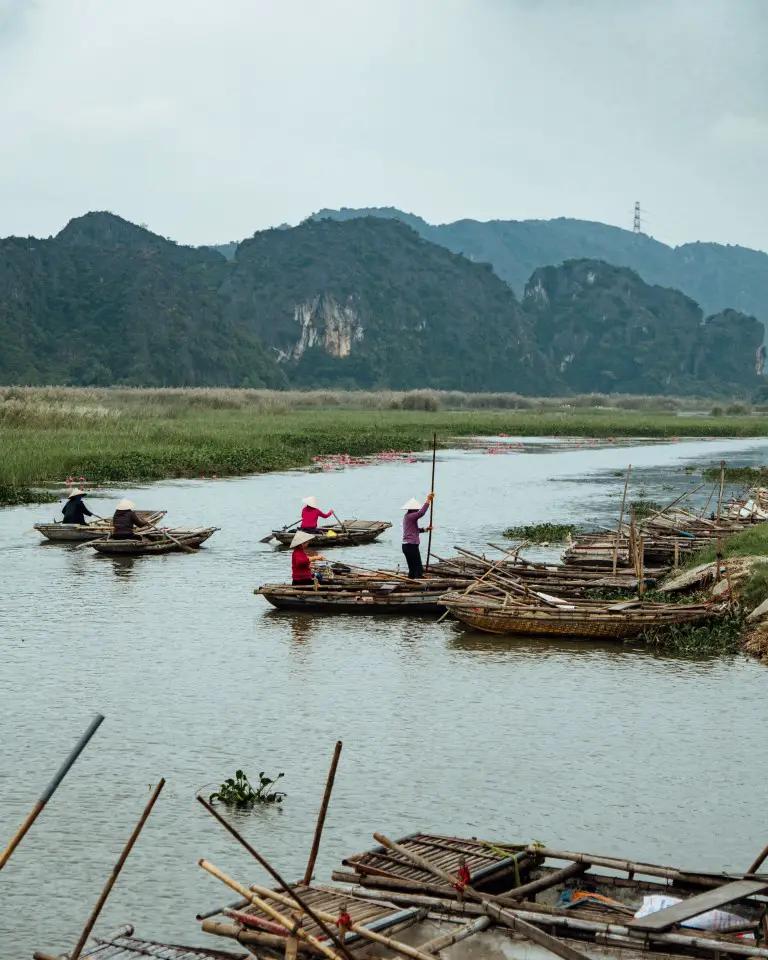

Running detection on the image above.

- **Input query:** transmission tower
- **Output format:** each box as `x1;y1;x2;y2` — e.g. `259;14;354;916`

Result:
633;201;642;234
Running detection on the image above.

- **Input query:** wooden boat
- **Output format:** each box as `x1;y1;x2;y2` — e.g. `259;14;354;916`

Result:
255;577;457;615
271;520;391;549
34;510;166;542
440;590;721;639
88;527;218;556
336;839;768;960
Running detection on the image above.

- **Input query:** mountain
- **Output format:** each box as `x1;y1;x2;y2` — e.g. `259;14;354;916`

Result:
522;260;764;396
0;211;763;395
0;213;286;387
311;207;768;335
222;216;549;392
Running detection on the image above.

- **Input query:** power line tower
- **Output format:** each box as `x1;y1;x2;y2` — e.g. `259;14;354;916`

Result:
633;201;642;234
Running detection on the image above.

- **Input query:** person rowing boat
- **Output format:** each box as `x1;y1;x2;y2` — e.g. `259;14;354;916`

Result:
61;488;94;525
400;493;434;579
290;530;326;585
300;495;333;533
111;499;146;540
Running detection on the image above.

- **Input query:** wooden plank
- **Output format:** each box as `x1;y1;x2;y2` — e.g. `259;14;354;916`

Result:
627;879;768;932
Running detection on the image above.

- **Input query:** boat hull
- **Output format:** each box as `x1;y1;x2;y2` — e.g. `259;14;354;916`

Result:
88;527;218;556
271;520;391;548
256;583;448;615
34;511;166;542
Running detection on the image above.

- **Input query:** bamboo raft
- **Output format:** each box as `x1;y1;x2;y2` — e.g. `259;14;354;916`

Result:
36;925;246;959
441;592;721;638
88;527;219;556
34;510;166;542
271;520;392;549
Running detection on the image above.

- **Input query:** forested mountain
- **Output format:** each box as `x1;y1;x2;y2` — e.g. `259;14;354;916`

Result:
311;207;768;335
1;212;763;395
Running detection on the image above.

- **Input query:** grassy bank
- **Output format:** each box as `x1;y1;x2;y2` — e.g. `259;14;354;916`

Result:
2;387;766;506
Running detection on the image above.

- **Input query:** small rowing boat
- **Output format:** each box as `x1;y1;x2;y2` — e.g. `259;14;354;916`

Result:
270;520;391;549
255;577;457;614
87;527;219;556
34;510;166;542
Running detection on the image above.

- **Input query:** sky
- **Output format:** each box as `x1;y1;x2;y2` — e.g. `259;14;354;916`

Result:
0;0;766;250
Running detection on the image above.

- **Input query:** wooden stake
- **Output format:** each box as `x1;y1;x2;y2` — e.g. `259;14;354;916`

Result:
425;433;437;571
70;779;165;960
717;459;726;521
197;796;356;960
1;714;104;872
303;740;342;885
199;860;345;960
748;844;768;875
613;464;631;575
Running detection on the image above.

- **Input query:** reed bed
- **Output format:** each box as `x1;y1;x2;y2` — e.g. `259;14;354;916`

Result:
1;387;765;506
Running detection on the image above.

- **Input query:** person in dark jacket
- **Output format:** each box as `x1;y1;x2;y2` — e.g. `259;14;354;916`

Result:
62;489;94;525
111;499;146;540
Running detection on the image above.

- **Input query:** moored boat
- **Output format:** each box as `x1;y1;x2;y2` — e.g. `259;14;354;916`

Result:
34;510;166;542
255;577;459;614
270;520;391;549
88;527;219;556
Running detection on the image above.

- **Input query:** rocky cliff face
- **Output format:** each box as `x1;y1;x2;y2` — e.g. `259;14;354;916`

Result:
522;259;763;396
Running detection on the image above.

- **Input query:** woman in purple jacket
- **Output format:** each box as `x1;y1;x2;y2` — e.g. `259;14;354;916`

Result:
400;492;434;579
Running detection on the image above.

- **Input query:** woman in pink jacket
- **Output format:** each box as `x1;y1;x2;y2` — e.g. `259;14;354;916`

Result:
300;495;333;533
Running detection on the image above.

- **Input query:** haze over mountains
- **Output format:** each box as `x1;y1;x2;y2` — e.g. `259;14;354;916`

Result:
1;210;765;396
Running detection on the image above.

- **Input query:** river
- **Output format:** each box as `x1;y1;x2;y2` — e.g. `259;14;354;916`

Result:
1;436;767;957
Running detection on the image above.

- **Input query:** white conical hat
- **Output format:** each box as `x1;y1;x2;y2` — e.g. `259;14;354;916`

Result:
302;496;318;508
116;499;135;510
401;498;422;510
67;488;86;499
290;530;316;548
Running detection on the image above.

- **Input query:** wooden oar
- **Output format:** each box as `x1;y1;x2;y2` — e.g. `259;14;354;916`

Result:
261;518;301;544
156;527;197;554
1;714;104;871
332;511;348;532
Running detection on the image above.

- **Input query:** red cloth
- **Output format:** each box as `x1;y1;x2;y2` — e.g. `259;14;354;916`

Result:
454;863;471;890
292;546;312;581
301;505;332;528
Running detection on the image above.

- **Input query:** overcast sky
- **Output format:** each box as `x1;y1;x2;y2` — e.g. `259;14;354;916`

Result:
1;0;766;250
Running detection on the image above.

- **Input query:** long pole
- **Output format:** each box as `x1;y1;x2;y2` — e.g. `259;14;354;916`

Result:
70;779;165;960
612;464;631;575
425;433;437;572
0;714;104;872
717;459;726;521
197;796;357;960
303;740;342;885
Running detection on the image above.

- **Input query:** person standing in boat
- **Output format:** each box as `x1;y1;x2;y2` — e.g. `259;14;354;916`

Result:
111;499;146;540
290;531;326;585
300;495;334;533
61;488;94;525
401;493;434;580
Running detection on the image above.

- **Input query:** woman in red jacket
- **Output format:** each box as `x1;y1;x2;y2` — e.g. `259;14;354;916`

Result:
291;531;325;585
300;495;333;533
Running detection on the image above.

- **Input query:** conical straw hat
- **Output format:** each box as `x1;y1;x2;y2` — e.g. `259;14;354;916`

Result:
401;498;422;510
302;496;318;508
290;531;316;548
116;499;135;511
67;488;86;499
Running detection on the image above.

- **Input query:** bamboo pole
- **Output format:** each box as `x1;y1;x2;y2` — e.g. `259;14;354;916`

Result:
748;844;768;875
613;464;631;575
69;779;165;960
199;860;345;960
202;919;317;952
249;881;438;960
1;713;104;872
717;460;726;521
425;433;437;572
373;834;588;960
197;795;356;960
419;915;491;953
436;547;528;623
303;740;342;885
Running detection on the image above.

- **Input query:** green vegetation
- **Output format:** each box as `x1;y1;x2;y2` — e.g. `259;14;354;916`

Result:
3;387;766;506
643;612;745;657
210;769;286;807
630;497;662;519
701;465;768;485
503;522;578;543
1;211;764;396
314;207;768;341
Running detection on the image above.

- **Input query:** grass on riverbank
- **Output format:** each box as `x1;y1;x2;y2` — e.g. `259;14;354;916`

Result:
2;386;766;506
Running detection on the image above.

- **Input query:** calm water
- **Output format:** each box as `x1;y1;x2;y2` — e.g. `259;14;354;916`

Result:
1;437;768;957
